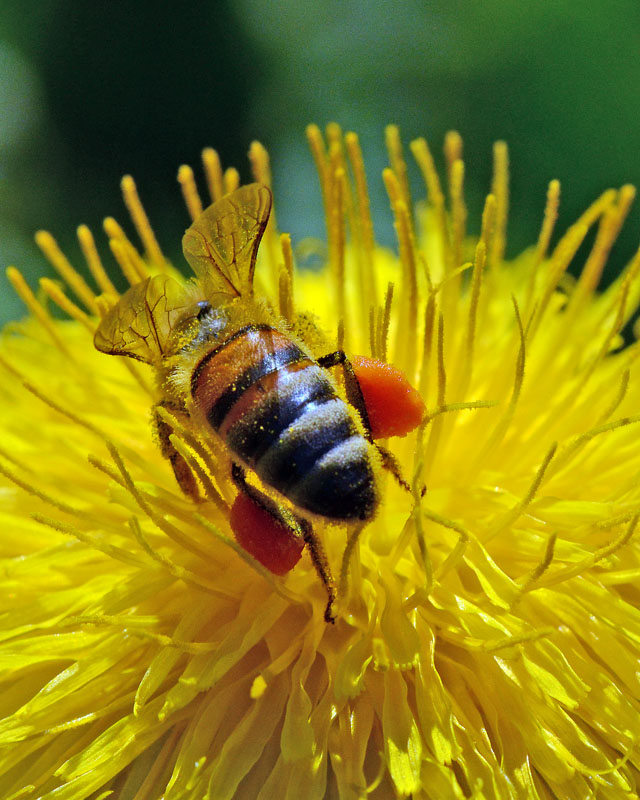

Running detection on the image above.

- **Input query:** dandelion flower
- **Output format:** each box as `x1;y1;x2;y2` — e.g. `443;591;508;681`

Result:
2;124;640;799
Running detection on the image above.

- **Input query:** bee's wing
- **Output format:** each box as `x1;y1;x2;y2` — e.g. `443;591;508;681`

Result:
94;273;192;365
182;183;272;298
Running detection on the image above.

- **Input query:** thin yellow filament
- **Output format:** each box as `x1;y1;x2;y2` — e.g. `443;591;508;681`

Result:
537;516;639;589
449;159;466;273
523;180;561;317
248;140;272;188
9;368;104;437
154;406;230;506
177;164;203;221
249;140;279;291
103;217;149;281
106;441;215;563
536;188;618;325
194;513;297;604
77;224;118;296
34;230;99;314
443;130;463;179
39;278;95;331
0;460;80;515
527;222;589;339
120;175;165;267
533;180;561;268
518;532;558;594
379;282;394;362
488;442;558;542
548;412;640;483
128;517;231;599
383;168;418;374
329;165;347;336
33;513;147;567
279;233;294;322
466;241;485;366
428;400;498;420
596;369;630;426
5;266;70;354
109;237;145;287
422;314;446;479
345;131;377;307
488;141;509;268
470;297;526;473
577;184;636;297
410;137;450;269
385;125;412;233
202;147;224;203
88;455;197;523
419;291;435;399
601;243;640;329
168;433;227;513
368;305;376;359
223;167;240;195
306;123;329;217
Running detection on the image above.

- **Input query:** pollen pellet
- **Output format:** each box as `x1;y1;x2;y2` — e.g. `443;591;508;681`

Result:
352;354;425;438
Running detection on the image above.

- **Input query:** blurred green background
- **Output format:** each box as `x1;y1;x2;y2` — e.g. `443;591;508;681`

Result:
2;0;640;324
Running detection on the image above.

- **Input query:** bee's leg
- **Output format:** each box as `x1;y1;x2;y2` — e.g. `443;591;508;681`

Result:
153;402;201;501
231;463;337;623
317;350;372;439
375;444;411;492
317;350;410;492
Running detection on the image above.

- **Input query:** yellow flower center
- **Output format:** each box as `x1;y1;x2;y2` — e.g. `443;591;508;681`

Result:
2;124;640;798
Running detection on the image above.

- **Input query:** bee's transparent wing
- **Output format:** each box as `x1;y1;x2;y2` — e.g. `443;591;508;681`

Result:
182;183;272;298
94;273;193;364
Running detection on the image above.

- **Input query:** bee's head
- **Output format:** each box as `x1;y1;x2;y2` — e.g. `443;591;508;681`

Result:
166;299;229;358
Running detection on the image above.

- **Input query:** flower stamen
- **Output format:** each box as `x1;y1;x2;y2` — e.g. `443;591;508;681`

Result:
383;168;418;375
177;164;203;222
201;147;224;203
33;512;145;565
106;441;214;563
77;223;118;297
489;140;509;268
120;174;165;267
489;441;558;542
5;266;71;354
128;516;230;599
345;131;377;308
39;277;95;331
34;230;99;314
249;140;280;288
410;136;449;267
385;125;413;236
0;458;80;513
223;166;240;195
105;221;149;284
278;232;295;323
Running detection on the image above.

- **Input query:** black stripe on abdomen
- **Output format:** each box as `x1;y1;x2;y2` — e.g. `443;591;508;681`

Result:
255;398;357;494
207;341;306;430
224;364;337;465
288;437;377;520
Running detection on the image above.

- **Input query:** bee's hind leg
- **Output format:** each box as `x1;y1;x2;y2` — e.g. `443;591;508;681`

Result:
374;444;411;492
317;350;372;438
153;402;201;501
317;351;410;492
231;463;337;623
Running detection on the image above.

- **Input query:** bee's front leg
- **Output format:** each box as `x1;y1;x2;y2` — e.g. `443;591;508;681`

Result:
231;463;337;623
153;402;201;501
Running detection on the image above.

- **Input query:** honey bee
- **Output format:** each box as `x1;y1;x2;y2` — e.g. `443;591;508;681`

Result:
94;183;391;622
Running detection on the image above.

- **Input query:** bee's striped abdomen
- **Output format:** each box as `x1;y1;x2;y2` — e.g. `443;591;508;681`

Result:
191;325;377;520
